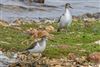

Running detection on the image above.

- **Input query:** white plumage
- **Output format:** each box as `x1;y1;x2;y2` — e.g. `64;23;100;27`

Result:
26;36;47;53
59;9;72;27
58;3;72;32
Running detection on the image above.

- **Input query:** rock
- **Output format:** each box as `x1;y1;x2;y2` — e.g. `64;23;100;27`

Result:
45;25;55;33
67;53;77;61
64;63;72;67
0;51;10;61
9;23;20;26
54;65;62;67
87;52;100;63
78;12;100;20
82;19;93;28
26;28;38;38
34;0;45;3
0;20;9;27
25;0;45;4
24;27;54;41
8;62;25;67
80;13;93;19
72;16;79;22
44;19;55;24
17;54;28;61
40;64;49;67
33;19;41;23
9;18;25;26
0;48;3;51
38;29;49;38
93;12;100;19
94;40;100;45
49;59;60;66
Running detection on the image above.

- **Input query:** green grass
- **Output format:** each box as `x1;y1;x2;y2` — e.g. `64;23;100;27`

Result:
0;20;100;58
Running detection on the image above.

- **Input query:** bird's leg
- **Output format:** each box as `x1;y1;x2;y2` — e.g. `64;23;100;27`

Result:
61;26;67;32
66;26;70;32
57;27;61;32
57;26;64;32
65;27;68;32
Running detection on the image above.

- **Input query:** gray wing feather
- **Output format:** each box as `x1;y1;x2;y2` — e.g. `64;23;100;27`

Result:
57;14;64;23
26;42;37;50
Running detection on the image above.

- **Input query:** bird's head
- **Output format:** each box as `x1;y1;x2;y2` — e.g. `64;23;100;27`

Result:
41;35;47;41
65;3;72;8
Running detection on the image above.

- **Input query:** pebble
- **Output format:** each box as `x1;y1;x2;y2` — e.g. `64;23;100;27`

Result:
94;40;100;45
87;52;100;63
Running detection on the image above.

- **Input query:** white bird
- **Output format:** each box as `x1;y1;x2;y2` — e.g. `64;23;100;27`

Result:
57;3;72;32
26;36;47;54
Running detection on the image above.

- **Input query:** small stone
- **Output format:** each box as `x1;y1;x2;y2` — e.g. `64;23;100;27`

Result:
0;20;9;27
94;40;100;45
54;65;62;67
8;62;25;67
34;0;45;3
67;53;77;61
64;63;72;67
87;52;100;63
45;25;55;33
49;59;60;66
88;65;93;67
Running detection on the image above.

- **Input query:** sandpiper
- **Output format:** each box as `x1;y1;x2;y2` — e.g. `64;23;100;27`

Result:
26;36;47;54
57;3;72;32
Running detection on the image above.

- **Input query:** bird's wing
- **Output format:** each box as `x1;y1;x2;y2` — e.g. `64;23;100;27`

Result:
57;14;64;23
38;39;43;46
25;42;38;50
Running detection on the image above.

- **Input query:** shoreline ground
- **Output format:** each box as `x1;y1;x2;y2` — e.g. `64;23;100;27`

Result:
0;12;100;23
0;12;100;67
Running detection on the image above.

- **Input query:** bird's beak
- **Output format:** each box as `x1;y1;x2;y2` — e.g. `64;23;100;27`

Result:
69;6;73;8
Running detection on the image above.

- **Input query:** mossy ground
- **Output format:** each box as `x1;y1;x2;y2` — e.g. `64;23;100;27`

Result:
0;20;100;58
